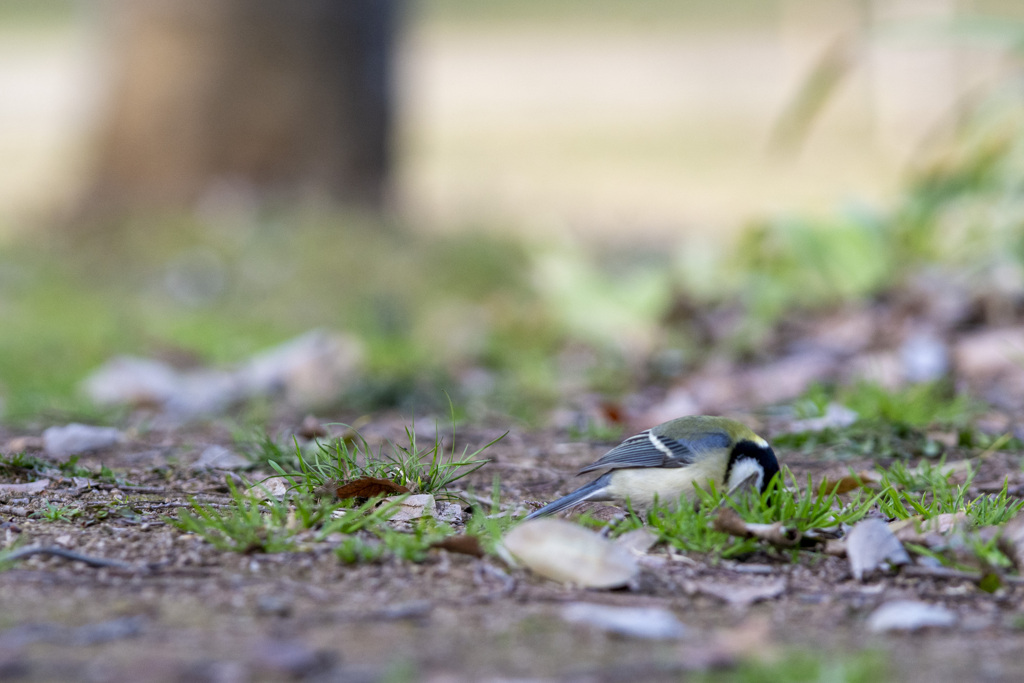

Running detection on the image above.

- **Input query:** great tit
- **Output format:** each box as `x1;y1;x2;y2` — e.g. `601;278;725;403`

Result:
525;416;780;519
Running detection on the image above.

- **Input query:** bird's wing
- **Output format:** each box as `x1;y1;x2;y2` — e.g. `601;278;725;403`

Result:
577;428;732;474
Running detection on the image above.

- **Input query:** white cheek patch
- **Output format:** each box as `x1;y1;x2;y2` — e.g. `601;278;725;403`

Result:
727;458;765;492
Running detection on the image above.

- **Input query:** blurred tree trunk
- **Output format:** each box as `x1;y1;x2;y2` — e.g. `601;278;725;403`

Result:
84;0;399;217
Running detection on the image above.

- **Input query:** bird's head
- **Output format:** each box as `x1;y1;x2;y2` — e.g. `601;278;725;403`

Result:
725;436;780;494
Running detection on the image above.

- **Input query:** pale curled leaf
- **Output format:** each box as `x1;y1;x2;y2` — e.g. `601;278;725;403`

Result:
42;424;124;460
614;528;659;555
502;518;638;588
847;517;910;581
997;514;1024;572
386;494;435;522
561;603;689;640
866;600;956;632
688;578;787;608
889;513;967;545
789;402;859;432
0;479;50;495
246;476;289;499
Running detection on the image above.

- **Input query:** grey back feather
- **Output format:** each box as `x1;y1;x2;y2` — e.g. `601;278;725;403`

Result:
577;428;732;474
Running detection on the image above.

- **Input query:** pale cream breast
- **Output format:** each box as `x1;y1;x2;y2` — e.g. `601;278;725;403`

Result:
603;457;726;508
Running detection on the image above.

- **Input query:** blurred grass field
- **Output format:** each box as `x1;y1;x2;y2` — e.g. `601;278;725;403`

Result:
1;0;1023;421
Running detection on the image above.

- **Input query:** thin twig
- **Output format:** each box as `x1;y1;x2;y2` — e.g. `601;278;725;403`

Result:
461;491;513;511
902;564;1024;585
901;565;981;581
128;501;236;510
93;483;170;494
1;545;138;571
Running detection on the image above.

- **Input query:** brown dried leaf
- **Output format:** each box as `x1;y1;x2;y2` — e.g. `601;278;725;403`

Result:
334;477;409;500
430;535;485;558
713;508;801;547
818;471;880;495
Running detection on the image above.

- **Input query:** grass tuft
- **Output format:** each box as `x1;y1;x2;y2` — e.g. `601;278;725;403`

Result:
170;479;406;554
257;418;502;503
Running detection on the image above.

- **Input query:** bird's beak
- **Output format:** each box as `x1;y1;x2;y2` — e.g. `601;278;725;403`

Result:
708;469;762;513
726;469;761;498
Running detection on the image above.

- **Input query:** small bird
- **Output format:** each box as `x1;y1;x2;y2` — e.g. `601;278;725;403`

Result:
525;416;780;520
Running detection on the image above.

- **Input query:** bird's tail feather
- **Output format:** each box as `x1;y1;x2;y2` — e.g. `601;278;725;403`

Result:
524;474;611;520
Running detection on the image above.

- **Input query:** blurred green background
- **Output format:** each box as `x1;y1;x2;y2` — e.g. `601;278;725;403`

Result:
2;0;1024;423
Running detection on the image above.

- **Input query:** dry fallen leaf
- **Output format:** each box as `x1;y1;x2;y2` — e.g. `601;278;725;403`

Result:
847;517;910;581
997;514;1024;572
333;477;410;500
502;518;639;588
387;493;435;522
615;528;659;555
866;600;956;632
246;476;289;499
430;535;485;558
713;508;800;547
818;470;882;494
0;479;50;495
688;578;787;608
560;603;689;640
889;513;967;545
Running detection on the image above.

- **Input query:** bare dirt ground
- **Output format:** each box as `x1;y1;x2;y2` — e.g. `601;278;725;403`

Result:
3;417;1024;683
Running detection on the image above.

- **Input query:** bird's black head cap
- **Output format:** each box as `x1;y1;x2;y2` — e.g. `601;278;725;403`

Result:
727;440;780;494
